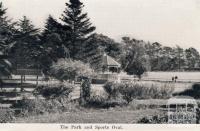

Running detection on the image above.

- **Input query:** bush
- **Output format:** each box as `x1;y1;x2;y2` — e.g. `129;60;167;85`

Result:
92;79;107;84
13;82;76;116
12;97;78;116
80;78;91;105
13;98;48;116
103;82;122;99
104;82;174;104
86;95;107;107
0;109;15;123
50;59;96;81
85;95;125;108
138;115;168;124
176;83;200;99
34;82;74;99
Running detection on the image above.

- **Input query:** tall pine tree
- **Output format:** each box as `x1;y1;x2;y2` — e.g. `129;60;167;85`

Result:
0;2;16;53
0;2;14;79
42;15;70;41
40;15;70;73
11;16;41;68
60;0;96;59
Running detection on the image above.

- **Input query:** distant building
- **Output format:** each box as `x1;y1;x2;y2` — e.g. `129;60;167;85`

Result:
94;53;121;83
101;53;121;73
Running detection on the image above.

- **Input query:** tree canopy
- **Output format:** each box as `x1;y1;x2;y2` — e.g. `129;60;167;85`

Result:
60;0;96;59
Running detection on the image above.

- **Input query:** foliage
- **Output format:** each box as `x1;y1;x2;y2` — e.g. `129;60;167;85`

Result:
83;34;122;71
0;52;12;78
81;78;91;103
86;95;107;108
50;58;95;81
85;95;125;109
0;109;15;123
1;0;200;75
104;82;174;103
40;15;70;73
60;0;96;59
0;2;15;80
12;82;77;116
103;82;121;99
13;98;65;116
34;82;74;99
121;37;147;78
10;16;41;68
121;36;200;72
137;115;168;124
0;2;16;53
0;6;12;81
185;48;200;69
13;84;77;116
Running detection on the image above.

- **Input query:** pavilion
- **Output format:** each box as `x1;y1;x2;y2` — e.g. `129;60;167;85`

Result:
101;53;121;73
96;53;121;83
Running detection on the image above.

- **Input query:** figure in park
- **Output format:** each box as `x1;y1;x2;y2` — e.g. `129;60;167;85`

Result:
175;76;178;82
172;77;174;82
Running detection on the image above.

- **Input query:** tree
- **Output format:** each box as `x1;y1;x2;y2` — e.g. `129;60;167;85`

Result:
42;15;70;59
149;42;162;71
0;2;14;84
80;78;91;105
10;16;41;68
82;34;122;71
121;37;147;79
40;15;70;73
185;48;200;69
0;51;12;89
0;51;12;77
86;34;121;58
83;38;103;71
42;15;70;43
60;0;96;59
171;46;185;71
0;2;16;53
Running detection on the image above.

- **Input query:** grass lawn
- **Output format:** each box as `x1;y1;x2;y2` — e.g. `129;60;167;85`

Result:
13;109;163;123
143;72;200;82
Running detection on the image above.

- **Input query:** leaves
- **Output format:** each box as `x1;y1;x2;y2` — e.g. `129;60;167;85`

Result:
50;58;95;81
10;16;41;68
60;0;96;59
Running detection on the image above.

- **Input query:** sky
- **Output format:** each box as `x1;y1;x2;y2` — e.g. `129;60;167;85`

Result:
2;0;200;51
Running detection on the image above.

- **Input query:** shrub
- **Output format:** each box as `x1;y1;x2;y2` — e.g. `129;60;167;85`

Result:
103;82;121;99
176;83;200;99
13;98;47;116
50;59;96;81
138;115;168;124
0;109;15;123
104;82;174;104
12;97;78;116
85;95;124;108
80;78;91;105
13;82;76;116
86;95;107;107
34;82;74;99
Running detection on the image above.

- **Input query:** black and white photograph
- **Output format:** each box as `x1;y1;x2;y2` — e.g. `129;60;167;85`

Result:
1;0;200;128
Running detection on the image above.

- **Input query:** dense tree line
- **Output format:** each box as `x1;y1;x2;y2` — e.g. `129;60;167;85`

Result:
0;0;200;79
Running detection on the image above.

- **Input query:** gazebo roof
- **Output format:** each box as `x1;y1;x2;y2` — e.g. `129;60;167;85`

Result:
102;54;121;67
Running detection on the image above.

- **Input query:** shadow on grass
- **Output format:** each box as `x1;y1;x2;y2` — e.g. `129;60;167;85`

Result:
174;83;200;99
